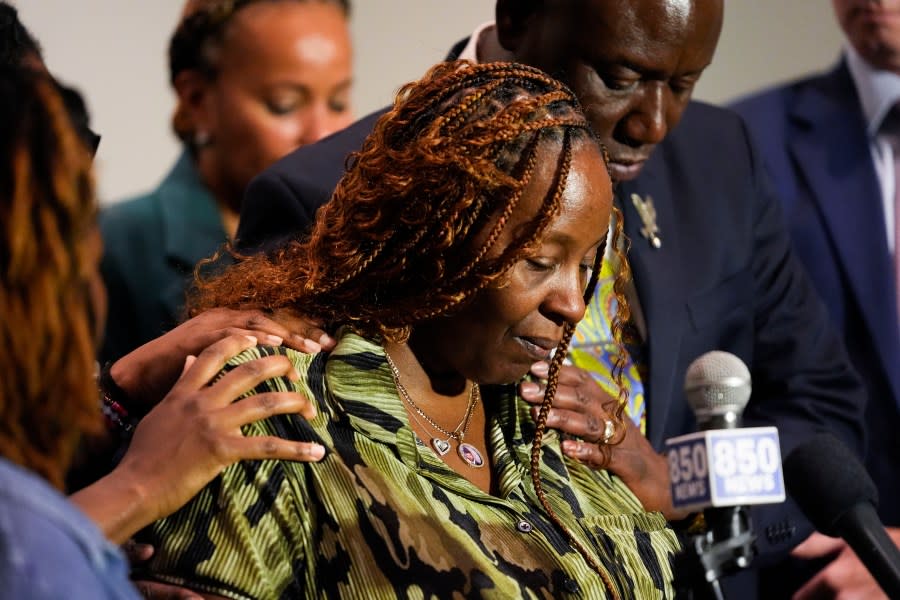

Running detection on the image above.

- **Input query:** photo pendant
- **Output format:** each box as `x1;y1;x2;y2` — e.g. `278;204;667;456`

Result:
431;438;451;456
457;442;485;468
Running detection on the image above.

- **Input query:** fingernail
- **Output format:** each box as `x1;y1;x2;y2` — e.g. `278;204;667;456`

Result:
265;334;284;346
318;332;336;347
531;361;549;377
303;338;322;353
308;444;326;460
289;368;301;381
520;381;540;395
244;335;258;345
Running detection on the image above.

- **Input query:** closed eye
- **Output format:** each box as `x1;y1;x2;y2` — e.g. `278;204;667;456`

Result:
526;258;554;272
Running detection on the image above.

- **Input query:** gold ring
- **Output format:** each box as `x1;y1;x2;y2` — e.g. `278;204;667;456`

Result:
601;419;616;444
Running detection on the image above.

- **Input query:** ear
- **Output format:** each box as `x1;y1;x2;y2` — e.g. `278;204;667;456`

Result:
495;0;542;52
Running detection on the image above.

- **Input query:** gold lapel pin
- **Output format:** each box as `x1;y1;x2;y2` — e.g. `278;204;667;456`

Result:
630;193;662;249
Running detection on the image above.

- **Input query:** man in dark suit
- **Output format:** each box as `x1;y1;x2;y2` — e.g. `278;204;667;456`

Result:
237;0;866;595
731;1;900;596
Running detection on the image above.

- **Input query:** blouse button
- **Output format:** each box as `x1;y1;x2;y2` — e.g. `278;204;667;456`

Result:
516;519;533;533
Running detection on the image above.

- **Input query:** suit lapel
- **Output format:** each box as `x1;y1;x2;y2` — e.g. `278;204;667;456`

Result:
789;64;900;406
618;149;686;448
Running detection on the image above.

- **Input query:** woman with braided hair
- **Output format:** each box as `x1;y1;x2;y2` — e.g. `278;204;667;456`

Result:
141;60;680;599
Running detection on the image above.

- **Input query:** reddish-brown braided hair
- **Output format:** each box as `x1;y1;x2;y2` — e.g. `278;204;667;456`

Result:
190;60;627;592
0;66;100;490
190;61;597;332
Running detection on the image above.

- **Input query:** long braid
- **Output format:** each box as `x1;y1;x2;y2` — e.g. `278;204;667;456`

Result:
523;132;619;597
530;320;619;599
604;205;632;447
448;135;540;282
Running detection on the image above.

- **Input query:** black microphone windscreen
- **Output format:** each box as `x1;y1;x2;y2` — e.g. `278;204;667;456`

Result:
783;432;878;537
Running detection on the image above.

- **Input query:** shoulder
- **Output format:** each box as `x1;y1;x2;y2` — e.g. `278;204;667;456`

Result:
730;84;794;122
730;70;830;124
649;101;762;185
225;345;319;391
670;101;751;149
100;190;162;230
98;189;167;261
98;192;165;271
223;345;329;424
238;109;390;251
657;101;753;163
99;154;209;238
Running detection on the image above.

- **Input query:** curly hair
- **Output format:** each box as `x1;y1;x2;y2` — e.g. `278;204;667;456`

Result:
191;61;628;590
169;0;351;146
0;66;100;490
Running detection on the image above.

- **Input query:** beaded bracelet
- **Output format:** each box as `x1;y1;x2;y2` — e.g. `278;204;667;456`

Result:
97;362;139;437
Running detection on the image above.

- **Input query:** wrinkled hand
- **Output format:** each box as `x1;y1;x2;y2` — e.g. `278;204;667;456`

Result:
74;333;325;544
520;361;687;520
790;528;900;599
110;307;336;411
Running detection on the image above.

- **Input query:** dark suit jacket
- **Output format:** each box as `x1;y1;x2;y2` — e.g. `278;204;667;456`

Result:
732;62;900;531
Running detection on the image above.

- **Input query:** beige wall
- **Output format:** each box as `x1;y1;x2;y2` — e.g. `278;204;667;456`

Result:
13;1;842;203
696;2;843;103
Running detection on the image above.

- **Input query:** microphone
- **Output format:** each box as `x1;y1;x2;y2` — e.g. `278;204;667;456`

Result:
667;351;785;515
684;350;751;430
783;433;900;598
667;351;786;599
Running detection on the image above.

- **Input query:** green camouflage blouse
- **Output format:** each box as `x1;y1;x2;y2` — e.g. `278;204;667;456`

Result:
142;332;680;599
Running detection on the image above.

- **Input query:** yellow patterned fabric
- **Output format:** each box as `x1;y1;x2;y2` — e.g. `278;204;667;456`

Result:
141;333;678;599
570;256;647;434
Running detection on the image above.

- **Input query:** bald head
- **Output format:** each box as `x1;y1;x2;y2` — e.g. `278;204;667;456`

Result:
496;0;723;181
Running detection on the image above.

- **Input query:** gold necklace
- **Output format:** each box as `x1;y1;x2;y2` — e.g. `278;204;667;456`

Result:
384;351;485;468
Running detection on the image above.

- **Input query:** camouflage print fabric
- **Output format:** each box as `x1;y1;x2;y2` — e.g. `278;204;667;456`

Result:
143;332;680;599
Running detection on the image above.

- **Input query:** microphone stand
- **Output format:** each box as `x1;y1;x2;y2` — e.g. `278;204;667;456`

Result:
673;506;756;600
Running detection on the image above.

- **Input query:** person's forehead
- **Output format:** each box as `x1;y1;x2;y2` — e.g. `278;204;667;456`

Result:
554;0;721;66
560;0;715;43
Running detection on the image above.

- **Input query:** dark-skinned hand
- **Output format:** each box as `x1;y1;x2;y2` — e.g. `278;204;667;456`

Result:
520;360;689;521
71;333;325;545
109;307;335;412
789;528;900;599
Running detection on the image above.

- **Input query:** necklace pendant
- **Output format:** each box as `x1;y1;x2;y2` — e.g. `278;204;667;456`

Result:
431;438;451;456
457;442;485;468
